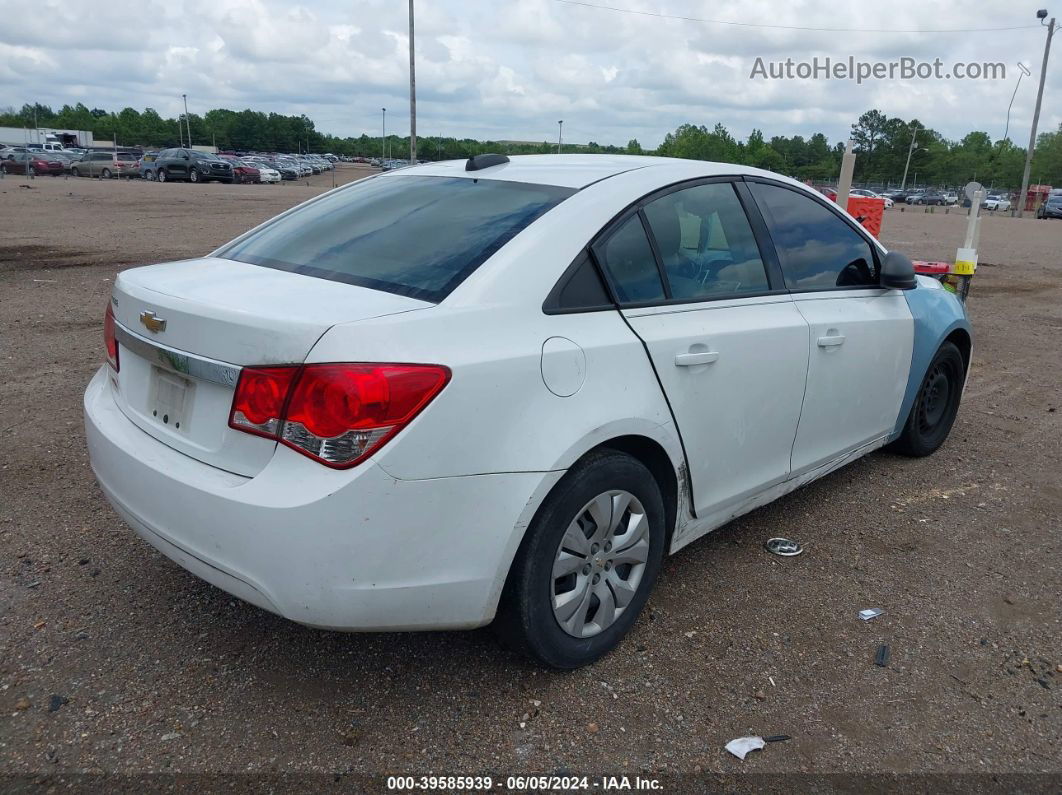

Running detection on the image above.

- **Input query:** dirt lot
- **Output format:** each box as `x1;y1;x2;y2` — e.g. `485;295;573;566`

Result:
1;169;1059;786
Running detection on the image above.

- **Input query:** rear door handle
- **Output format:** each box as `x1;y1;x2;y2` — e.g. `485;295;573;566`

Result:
817;333;846;348
675;351;720;366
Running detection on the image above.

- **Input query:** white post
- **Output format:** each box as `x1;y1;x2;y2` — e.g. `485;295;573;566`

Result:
956;189;985;275
836;139;856;209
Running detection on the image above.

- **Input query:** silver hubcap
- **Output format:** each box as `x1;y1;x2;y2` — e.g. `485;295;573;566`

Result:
551;490;649;638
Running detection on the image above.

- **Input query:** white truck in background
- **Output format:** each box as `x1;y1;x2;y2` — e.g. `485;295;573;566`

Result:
0;127;95;151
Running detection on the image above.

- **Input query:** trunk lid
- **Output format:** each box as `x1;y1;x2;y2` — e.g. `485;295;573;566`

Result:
110;257;431;476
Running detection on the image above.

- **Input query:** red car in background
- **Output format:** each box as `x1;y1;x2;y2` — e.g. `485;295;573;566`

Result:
0;152;65;176
220;155;261;184
0;152;64;176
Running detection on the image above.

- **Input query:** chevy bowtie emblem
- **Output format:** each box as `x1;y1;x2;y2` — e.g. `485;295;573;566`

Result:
139;310;167;333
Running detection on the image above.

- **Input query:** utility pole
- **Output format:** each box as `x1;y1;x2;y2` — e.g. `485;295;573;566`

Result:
557;120;563;154
182;94;192;148
381;107;386;163
1018;11;1056;218
409;0;417;164
900;124;919;190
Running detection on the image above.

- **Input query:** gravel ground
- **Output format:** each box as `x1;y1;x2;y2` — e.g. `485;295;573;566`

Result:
0;172;1059;786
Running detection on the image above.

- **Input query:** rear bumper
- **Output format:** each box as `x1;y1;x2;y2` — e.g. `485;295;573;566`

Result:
84;367;551;630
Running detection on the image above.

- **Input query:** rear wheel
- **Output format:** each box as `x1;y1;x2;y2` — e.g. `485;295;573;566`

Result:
101;168;111;179
495;450;666;669
70;166;80;177
145;170;155;181
189;169;199;183
157;169;167;183
28;166;35;176
888;341;964;457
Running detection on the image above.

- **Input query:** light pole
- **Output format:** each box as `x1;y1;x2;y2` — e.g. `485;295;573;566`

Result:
409;0;417;165
182;94;191;148
1018;10;1057;217
381;107;386;164
557;120;563;154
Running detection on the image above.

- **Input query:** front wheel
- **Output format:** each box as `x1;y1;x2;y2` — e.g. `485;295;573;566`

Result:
888;341;965;457
157;169;167;183
144;170;155;181
495;450;666;669
101;168;111;179
71;167;80;177
189;169;199;183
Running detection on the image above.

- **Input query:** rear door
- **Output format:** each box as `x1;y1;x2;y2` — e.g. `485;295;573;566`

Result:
748;180;913;474
593;179;810;518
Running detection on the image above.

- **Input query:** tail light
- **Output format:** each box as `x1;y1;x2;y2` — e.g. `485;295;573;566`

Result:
229;363;450;468
104;303;119;371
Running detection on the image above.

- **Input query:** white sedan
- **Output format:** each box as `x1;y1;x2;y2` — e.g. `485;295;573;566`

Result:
85;155;971;668
849;188;894;208
256;165;281;184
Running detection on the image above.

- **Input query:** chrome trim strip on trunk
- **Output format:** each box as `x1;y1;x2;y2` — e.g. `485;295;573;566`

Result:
113;322;242;387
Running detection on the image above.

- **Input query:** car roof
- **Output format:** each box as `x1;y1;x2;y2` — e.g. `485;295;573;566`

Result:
387;154;787;190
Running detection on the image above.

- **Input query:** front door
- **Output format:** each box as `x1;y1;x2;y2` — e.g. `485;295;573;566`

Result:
748;180;914;474
594;179;810;517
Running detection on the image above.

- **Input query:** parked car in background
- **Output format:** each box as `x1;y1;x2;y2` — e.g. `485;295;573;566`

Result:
1036;195;1062;218
849;188;894;209
983;194;1011;212
46;151;80;173
225;158;261;184
912;190;947;206
247;157;297;180
155;149;234;183
71;151;140;179
0;152;64;176
255;164;281;184
941;191;959;205
139;151;161;180
1;146;28;160
903;189;926;204
84;154;971;668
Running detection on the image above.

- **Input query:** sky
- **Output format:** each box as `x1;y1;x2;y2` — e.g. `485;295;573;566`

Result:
1;0;1059;148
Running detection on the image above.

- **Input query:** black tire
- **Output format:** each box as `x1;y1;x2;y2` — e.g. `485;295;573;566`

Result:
888;341;965;457
101;168;111;179
495;450;666;669
144;170;155;181
70;166;80;177
157;169;167;183
189;169;200;183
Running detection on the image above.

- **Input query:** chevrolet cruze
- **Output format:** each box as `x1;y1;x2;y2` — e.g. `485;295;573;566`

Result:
84;155;971;668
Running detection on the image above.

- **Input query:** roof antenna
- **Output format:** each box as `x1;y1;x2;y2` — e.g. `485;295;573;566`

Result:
466;153;509;171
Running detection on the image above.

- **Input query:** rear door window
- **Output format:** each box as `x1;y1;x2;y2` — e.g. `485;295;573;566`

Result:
217;175;575;302
641;182;769;300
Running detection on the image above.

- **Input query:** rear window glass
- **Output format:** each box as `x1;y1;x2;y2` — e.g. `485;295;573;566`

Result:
116;153;136;161
217;175;575;302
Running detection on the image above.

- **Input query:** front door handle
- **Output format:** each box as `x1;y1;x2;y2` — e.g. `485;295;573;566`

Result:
817;333;846;348
675;351;720;366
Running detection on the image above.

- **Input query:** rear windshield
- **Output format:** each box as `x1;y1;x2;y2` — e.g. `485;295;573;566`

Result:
217;175;575;302
116;153;137;161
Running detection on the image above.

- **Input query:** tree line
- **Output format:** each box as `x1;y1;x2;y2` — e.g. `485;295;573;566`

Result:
5;102;1062;189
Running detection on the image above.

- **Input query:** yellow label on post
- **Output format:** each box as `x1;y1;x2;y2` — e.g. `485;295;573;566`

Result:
953;260;977;275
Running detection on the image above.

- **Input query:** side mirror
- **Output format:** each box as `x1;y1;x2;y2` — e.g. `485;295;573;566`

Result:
881;251;916;290
182;154;190;160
